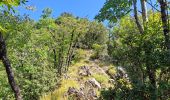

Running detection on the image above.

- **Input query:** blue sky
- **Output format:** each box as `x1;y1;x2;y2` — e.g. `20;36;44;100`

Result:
16;0;157;21
17;0;105;20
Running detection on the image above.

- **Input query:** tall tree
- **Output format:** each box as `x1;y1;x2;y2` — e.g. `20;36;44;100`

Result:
96;0;169;99
133;0;144;33
158;0;170;49
95;0;133;22
140;0;148;23
0;1;27;100
0;32;22;100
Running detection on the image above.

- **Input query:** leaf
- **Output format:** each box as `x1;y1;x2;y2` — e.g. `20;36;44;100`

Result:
0;25;7;33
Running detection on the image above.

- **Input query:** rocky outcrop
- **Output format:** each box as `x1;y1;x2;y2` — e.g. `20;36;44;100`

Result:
85;78;101;89
67;78;101;100
116;66;128;79
67;87;98;100
79;66;92;76
67;87;85;99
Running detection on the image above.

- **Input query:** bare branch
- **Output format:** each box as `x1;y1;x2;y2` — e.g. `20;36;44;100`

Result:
146;1;160;12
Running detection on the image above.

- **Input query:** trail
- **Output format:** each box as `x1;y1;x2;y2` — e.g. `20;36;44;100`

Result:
41;49;115;100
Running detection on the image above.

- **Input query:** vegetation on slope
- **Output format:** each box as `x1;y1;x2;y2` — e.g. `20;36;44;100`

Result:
41;49;115;100
0;0;169;100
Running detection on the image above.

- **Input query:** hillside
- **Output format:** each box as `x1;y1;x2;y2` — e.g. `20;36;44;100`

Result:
41;49;116;100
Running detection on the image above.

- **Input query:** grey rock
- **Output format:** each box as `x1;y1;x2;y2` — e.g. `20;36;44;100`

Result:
85;78;101;89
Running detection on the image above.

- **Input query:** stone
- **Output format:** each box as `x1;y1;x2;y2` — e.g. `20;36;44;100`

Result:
116;66;128;79
67;87;85;100
67;87;78;95
85;78;101;89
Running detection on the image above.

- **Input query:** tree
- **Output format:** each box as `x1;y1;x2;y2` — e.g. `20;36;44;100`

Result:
95;0;133;23
133;0;144;33
0;1;27;100
41;8;53;19
97;0;170;99
158;0;170;49
140;0;148;23
0;32;22;100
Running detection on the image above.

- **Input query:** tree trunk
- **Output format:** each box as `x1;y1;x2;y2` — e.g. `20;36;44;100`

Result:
57;33;65;75
0;32;22;100
57;48;62;75
158;0;170;49
66;29;75;68
146;65;157;100
133;0;144;34
53;49;57;68
66;33;81;71
144;44;157;100
140;0;148;24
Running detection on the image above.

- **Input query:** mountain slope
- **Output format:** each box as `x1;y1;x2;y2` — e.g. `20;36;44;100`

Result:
41;49;115;100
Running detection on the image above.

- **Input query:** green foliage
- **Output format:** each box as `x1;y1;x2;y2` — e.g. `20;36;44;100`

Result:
73;49;87;62
90;44;106;59
41;8;53;19
100;88;115;100
0;0;27;14
106;13;170;99
1;1;168;99
101;77;132;100
0;11;108;99
80;21;108;49
95;0;132;22
107;66;116;76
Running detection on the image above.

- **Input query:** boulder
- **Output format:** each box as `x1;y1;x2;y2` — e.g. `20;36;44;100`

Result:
67;87;79;95
85;78;101;89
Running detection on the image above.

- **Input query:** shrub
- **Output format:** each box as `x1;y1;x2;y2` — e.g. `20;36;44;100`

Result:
90;44;106;59
73;49;87;62
108;67;116;77
79;21;108;49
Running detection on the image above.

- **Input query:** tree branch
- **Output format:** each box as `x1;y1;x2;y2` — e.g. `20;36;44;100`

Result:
146;1;160;12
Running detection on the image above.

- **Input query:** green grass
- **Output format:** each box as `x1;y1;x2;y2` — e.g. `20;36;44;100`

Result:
108;67;116;76
92;74;109;84
41;79;79;100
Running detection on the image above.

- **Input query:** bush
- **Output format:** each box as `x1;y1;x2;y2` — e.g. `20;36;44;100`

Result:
90;52;99;59
107;66;116;77
100;78;132;100
90;44;106;59
73;49;87;62
79;21;108;49
100;88;115;100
